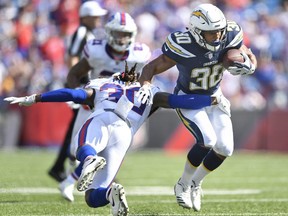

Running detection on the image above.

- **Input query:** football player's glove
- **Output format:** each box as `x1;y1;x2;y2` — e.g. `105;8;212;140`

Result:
212;93;231;117
4;94;37;106
227;52;255;75
136;84;153;105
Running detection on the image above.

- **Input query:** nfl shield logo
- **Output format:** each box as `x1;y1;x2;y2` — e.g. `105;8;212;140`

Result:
205;52;214;59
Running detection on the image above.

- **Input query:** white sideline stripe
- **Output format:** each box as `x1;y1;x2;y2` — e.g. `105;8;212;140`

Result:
126;186;261;195
0;187;261;196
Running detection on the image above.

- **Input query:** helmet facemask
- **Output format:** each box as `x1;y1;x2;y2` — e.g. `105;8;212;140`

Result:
107;30;134;52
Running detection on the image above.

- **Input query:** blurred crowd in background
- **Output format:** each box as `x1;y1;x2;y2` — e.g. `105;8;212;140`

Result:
1;0;288;148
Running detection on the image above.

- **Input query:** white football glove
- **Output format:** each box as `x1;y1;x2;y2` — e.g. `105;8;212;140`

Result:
4;94;37;106
227;52;255;75
212;93;231;117
136;84;153;105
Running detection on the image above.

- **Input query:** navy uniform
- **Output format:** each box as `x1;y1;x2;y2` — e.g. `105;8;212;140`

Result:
161;7;255;211
163;20;242;95
137;3;257;212
161;20;243;158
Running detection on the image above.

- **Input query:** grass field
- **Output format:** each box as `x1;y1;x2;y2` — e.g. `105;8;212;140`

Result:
0;149;287;216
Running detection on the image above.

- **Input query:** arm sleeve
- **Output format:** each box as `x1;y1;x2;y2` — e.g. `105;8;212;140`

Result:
40;88;87;103
168;94;211;109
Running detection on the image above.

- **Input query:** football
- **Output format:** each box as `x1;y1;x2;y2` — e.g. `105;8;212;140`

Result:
222;49;245;69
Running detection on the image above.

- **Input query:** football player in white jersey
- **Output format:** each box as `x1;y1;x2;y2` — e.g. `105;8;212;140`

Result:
66;11;151;166
51;12;151;199
4;63;218;216
137;3;258;211
68;11;150;135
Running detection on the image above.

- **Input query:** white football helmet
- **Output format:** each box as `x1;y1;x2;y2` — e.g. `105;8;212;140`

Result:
188;4;227;52
105;12;137;52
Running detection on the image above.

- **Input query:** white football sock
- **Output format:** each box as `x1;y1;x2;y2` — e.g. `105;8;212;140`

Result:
191;163;210;187
180;160;197;185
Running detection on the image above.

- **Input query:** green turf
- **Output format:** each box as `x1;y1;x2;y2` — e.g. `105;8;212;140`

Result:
0;149;287;215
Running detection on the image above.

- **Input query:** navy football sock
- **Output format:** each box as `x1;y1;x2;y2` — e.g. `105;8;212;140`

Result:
74;161;83;177
87;187;109;207
76;145;96;163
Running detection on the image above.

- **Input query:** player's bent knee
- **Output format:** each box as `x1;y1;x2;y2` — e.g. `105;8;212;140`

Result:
204;136;217;149
214;146;233;157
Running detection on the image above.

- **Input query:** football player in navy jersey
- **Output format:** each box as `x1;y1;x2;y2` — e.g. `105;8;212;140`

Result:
138;3;257;211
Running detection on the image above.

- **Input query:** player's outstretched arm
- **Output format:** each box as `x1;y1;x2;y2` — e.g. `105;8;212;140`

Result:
138;54;176;85
4;88;95;106
137;54;176;105
153;92;218;109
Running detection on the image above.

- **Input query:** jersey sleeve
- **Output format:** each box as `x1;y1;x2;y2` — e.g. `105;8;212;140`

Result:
225;20;243;49
161;31;196;64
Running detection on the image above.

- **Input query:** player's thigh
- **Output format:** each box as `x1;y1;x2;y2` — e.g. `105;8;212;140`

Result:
71;106;92;139
90;120;132;188
71;115;109;157
177;108;217;147
210;107;234;156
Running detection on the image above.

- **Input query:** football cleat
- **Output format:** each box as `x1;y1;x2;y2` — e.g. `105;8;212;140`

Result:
191;185;203;211
174;178;192;209
77;156;106;191
58;178;75;202
108;183;129;216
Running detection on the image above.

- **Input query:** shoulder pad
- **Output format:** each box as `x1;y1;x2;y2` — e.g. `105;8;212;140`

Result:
162;31;196;58
129;42;151;63
225;20;243;49
83;39;106;60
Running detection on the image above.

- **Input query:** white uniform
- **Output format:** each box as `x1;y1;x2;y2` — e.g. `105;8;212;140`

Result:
71;39;151;146
71;77;159;189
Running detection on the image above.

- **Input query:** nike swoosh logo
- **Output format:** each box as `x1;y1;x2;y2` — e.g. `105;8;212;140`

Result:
88;158;96;165
164;44;168;52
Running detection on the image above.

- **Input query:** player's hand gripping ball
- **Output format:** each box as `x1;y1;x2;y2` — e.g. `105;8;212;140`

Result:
222;49;255;75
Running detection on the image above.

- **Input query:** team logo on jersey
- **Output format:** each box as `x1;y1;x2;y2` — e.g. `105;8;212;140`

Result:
192;10;209;24
204;51;214;60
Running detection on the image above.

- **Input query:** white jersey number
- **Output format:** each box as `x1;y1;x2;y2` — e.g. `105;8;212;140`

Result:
189;65;224;90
